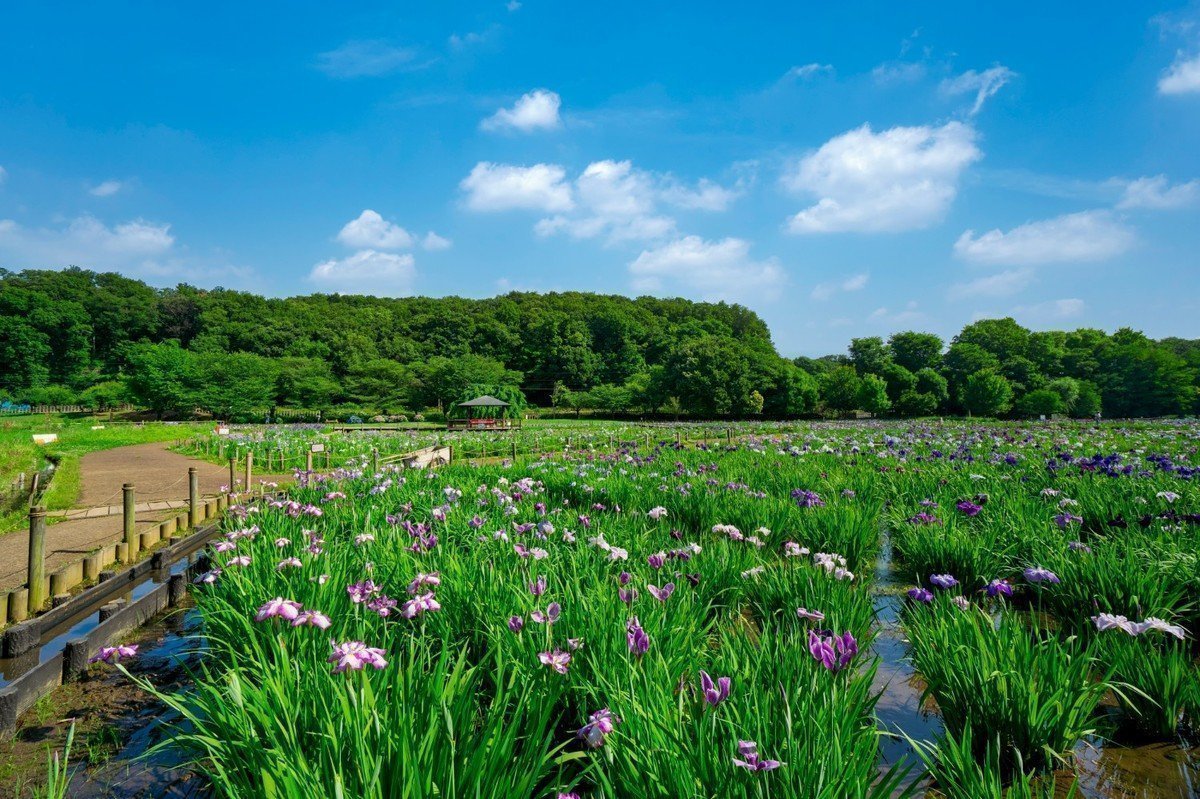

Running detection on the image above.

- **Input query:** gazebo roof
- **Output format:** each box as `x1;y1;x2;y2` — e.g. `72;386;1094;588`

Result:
458;395;510;407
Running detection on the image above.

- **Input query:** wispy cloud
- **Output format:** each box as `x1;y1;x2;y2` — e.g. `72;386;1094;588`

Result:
810;273;868;301
940;65;1015;115
315;40;424;78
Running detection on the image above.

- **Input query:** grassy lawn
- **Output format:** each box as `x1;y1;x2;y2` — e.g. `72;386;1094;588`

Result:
0;415;208;533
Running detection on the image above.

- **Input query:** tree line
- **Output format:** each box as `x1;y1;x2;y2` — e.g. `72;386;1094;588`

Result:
0;268;1196;420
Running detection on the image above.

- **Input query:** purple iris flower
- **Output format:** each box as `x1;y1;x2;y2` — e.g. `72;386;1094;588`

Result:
619;586;638;604
1054;512;1083;529
732;740;783;772
956;500;983;517
508;614;524;632
577;708;620;748
929;574;958;589
808;630;857;672
647;552;667;570
699;670;731;706
531;602;561;624
626;616;650;657
1023;566;1060;584
984;578;1014;598
529;575;547;596
647;583;675;602
907;587;934;604
796;607;825;622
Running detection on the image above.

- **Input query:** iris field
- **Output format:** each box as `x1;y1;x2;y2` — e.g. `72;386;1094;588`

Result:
124;421;1199;798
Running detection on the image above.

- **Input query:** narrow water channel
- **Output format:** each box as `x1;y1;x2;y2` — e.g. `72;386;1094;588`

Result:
868;526;1199;799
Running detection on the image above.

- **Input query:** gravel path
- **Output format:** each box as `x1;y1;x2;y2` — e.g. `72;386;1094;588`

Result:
0;443;286;591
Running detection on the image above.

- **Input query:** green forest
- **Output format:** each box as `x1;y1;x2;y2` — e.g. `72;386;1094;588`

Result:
1;267;1197;420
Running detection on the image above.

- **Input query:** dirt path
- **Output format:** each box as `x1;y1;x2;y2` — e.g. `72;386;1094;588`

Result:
0;443;287;591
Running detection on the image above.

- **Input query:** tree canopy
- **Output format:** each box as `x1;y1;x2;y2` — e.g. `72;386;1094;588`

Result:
1;269;1196;421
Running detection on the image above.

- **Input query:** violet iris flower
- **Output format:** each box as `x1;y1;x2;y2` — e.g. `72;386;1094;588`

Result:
531;602;561;624
529;575;547;596
732;740;783;772
956;500;983;517
796;607;825;622
907;588;934;604
626;617;650;657
808;630;857;672
89;644;138;664
647;583;675;602
929;574;958;589
256;597;303;622
699;670;731;706
508;615;524;633
984;578;1014;598
328;641;387;673
577;708;620;748
1023;566;1060;584
539;649;572;674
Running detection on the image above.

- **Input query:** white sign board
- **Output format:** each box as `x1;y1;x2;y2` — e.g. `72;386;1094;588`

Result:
90;425;105;430
32;433;59;445
311;443;326;453
216;427;230;436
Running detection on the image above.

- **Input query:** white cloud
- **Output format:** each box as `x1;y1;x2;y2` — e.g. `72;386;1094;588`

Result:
810;272;868;301
506;1;522;10
336;210;414;249
658;177;741;211
309;250;416;295
784;121;981;234
1012;298;1086;321
1116;175;1199;209
1159;52;1200;94
460;162;574;212
954;210;1134;266
481;89;562;132
471;159;740;244
786;63;834;79
940;66;1015;115
947;268;1034;300
422;231;452;251
629;236;785;302
868;302;924;325
88;179;124;197
316;40;418;78
871;61;926;85
0;214;174;273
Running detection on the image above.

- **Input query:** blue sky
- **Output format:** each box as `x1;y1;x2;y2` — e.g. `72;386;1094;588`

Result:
1;1;1198;356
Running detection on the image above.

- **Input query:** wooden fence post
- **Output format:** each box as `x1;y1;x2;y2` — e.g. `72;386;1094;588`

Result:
123;483;138;557
189;467;200;528
228;456;237;495
372;448;380;474
305;449;314;473
244;451;253;494
27;506;47;613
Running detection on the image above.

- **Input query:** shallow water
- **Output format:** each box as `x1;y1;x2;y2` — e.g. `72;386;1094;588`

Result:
0;557;196;687
869;527;1200;798
67;607;212;798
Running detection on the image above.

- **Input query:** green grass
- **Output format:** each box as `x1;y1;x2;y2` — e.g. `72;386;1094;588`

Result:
0;414;207;533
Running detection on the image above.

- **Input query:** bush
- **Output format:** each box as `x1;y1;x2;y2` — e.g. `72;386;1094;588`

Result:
1013;389;1065;419
895;390;939;418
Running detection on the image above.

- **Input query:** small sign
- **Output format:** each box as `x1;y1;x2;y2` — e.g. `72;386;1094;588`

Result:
216;427;230;436
90;425;105;430
32;433;59;445
311;443;326;453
